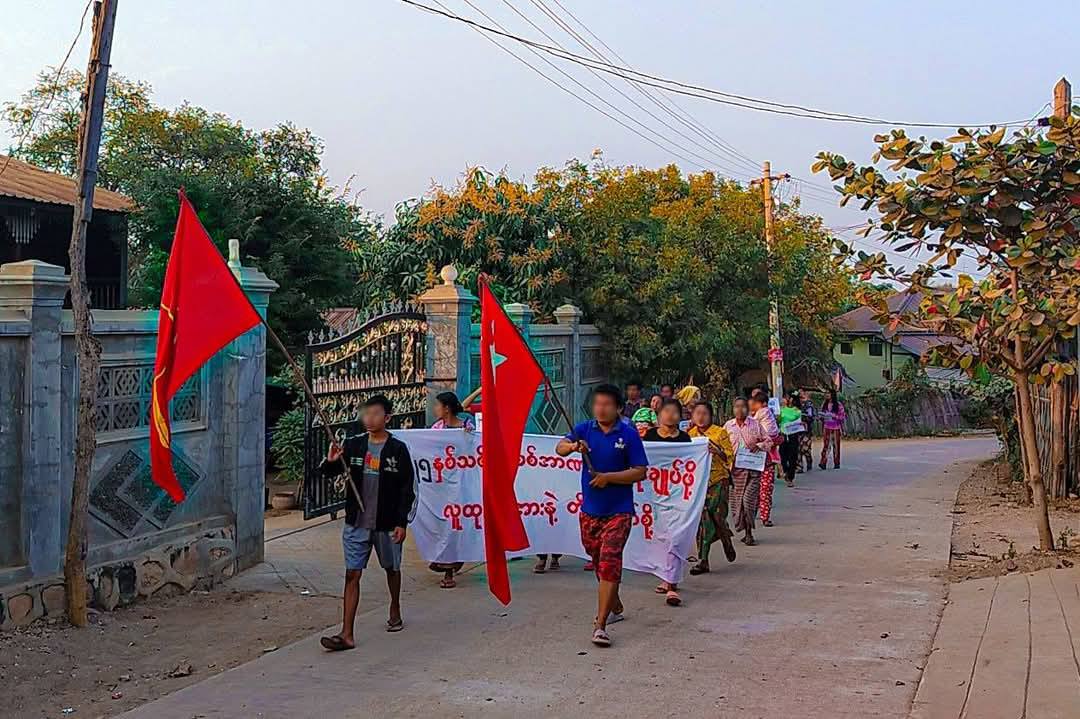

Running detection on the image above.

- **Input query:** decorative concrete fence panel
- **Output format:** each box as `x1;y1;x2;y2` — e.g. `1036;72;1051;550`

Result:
0;256;276;628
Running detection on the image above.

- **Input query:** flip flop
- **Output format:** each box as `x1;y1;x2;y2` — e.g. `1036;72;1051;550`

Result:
689;564;709;576
533;559;547;574
439;577;456;589
665;590;682;607
591;628;611;647
386;619;404;633
548;559;561;571
319;635;355;652
655;584;668;594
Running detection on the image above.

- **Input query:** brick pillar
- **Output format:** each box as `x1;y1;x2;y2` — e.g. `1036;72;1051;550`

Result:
0;261;70;576
418;265;477;424
224;240;278;570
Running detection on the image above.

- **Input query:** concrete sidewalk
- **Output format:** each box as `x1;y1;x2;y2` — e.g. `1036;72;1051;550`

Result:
911;567;1080;718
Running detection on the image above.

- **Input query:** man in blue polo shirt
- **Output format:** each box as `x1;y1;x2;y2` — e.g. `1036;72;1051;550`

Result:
557;383;648;647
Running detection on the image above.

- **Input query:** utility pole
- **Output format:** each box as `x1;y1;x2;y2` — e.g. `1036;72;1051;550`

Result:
760;161;787;400
1054;77;1072;120
64;0;117;628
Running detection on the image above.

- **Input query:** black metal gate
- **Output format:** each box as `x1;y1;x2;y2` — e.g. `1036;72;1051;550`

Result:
303;304;428;519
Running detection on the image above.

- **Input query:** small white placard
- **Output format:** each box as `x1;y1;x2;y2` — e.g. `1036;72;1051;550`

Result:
734;444;766;472
781;420;806;435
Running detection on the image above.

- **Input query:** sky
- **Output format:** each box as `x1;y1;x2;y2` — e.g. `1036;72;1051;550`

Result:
3;0;1077;267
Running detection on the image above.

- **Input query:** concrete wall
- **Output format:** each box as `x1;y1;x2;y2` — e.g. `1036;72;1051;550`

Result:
0;257;276;628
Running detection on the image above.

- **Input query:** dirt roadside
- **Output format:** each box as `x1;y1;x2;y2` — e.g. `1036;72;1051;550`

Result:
947;456;1080;581
0;587;339;719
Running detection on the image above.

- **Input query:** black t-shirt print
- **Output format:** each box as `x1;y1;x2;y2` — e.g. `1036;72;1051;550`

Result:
643;428;692;443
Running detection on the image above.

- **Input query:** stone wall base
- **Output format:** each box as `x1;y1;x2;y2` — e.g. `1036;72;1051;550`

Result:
0;525;236;629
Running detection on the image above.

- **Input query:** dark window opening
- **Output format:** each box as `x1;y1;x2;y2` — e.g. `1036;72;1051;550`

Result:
869;341;884;357
839;342;853;355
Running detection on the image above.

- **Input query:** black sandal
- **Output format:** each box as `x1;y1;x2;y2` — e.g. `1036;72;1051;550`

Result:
386;618;404;632
320;635;355;652
689;563;710;575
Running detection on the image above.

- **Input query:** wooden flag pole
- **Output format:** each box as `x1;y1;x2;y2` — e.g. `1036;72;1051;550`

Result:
212;230;364;513
261;322;365;513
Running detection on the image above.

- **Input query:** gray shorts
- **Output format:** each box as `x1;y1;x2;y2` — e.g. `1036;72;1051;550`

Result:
342;523;402;571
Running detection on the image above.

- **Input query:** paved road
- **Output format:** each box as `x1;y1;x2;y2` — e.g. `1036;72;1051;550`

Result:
121;436;998;719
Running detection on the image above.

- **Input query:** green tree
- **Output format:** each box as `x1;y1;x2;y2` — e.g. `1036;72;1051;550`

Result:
4;70;365;364
351;167;572;314
815;117;1080;550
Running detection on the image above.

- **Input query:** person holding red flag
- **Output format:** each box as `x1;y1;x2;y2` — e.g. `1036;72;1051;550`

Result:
557;385;648;647
151;191;262;501
478;278;544;604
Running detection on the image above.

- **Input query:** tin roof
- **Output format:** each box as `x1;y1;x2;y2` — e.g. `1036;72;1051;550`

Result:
0;154;133;212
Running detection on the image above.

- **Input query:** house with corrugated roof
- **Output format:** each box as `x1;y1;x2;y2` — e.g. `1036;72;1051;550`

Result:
0;154;133;308
831;290;965;394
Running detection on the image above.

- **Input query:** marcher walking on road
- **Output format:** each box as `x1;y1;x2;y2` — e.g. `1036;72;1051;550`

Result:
320;395;416;651
798;389;816;472
428;392;471;588
724;397;770;546
819;389;846;469
557;384;648;647
778;393;805;487
749;388;781;527
687;401;736;574
644;398;691;607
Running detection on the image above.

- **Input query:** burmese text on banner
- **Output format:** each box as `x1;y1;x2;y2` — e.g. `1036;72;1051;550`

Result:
400;429;711;584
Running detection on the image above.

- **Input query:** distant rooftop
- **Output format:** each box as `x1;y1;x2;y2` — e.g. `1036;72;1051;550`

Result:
831;290;930;338
0;154;133;213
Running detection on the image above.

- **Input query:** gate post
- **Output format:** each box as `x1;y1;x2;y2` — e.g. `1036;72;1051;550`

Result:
555;303;582;422
224;241;278;569
418;265;476;424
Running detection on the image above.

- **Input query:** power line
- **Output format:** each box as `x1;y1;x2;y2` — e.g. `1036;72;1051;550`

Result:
427;0;712;173
401;0;1036;128
0;0;94;180
494;0;755;179
533;0;761;175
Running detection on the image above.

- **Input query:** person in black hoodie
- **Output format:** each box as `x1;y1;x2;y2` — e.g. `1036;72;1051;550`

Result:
319;394;416;651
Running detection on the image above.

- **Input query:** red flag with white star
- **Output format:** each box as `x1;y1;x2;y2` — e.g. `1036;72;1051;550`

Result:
479;278;541;604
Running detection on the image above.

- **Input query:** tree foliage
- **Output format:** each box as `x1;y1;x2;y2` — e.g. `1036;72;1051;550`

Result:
357;157;852;385
814;112;1080;549
815;122;1080;385
4;70;366;364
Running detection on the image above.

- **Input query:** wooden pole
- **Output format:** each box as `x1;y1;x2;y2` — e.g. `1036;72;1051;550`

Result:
64;0;117;628
762;161;784;400
217;236;362;513
261;322;364;512
1054;77;1072;120
64;0;117;626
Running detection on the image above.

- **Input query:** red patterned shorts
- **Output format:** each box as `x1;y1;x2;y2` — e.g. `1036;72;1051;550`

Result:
579;511;633;583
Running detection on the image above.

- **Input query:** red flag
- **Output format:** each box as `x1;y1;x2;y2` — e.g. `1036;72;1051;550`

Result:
150;192;262;501
479;279;543;604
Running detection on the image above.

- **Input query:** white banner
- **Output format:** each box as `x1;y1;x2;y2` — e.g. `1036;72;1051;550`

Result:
395;429;710;584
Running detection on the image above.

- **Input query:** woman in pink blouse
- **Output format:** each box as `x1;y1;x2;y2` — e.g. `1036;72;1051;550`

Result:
724;397;772;546
819;388;846;469
748;388;782;527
